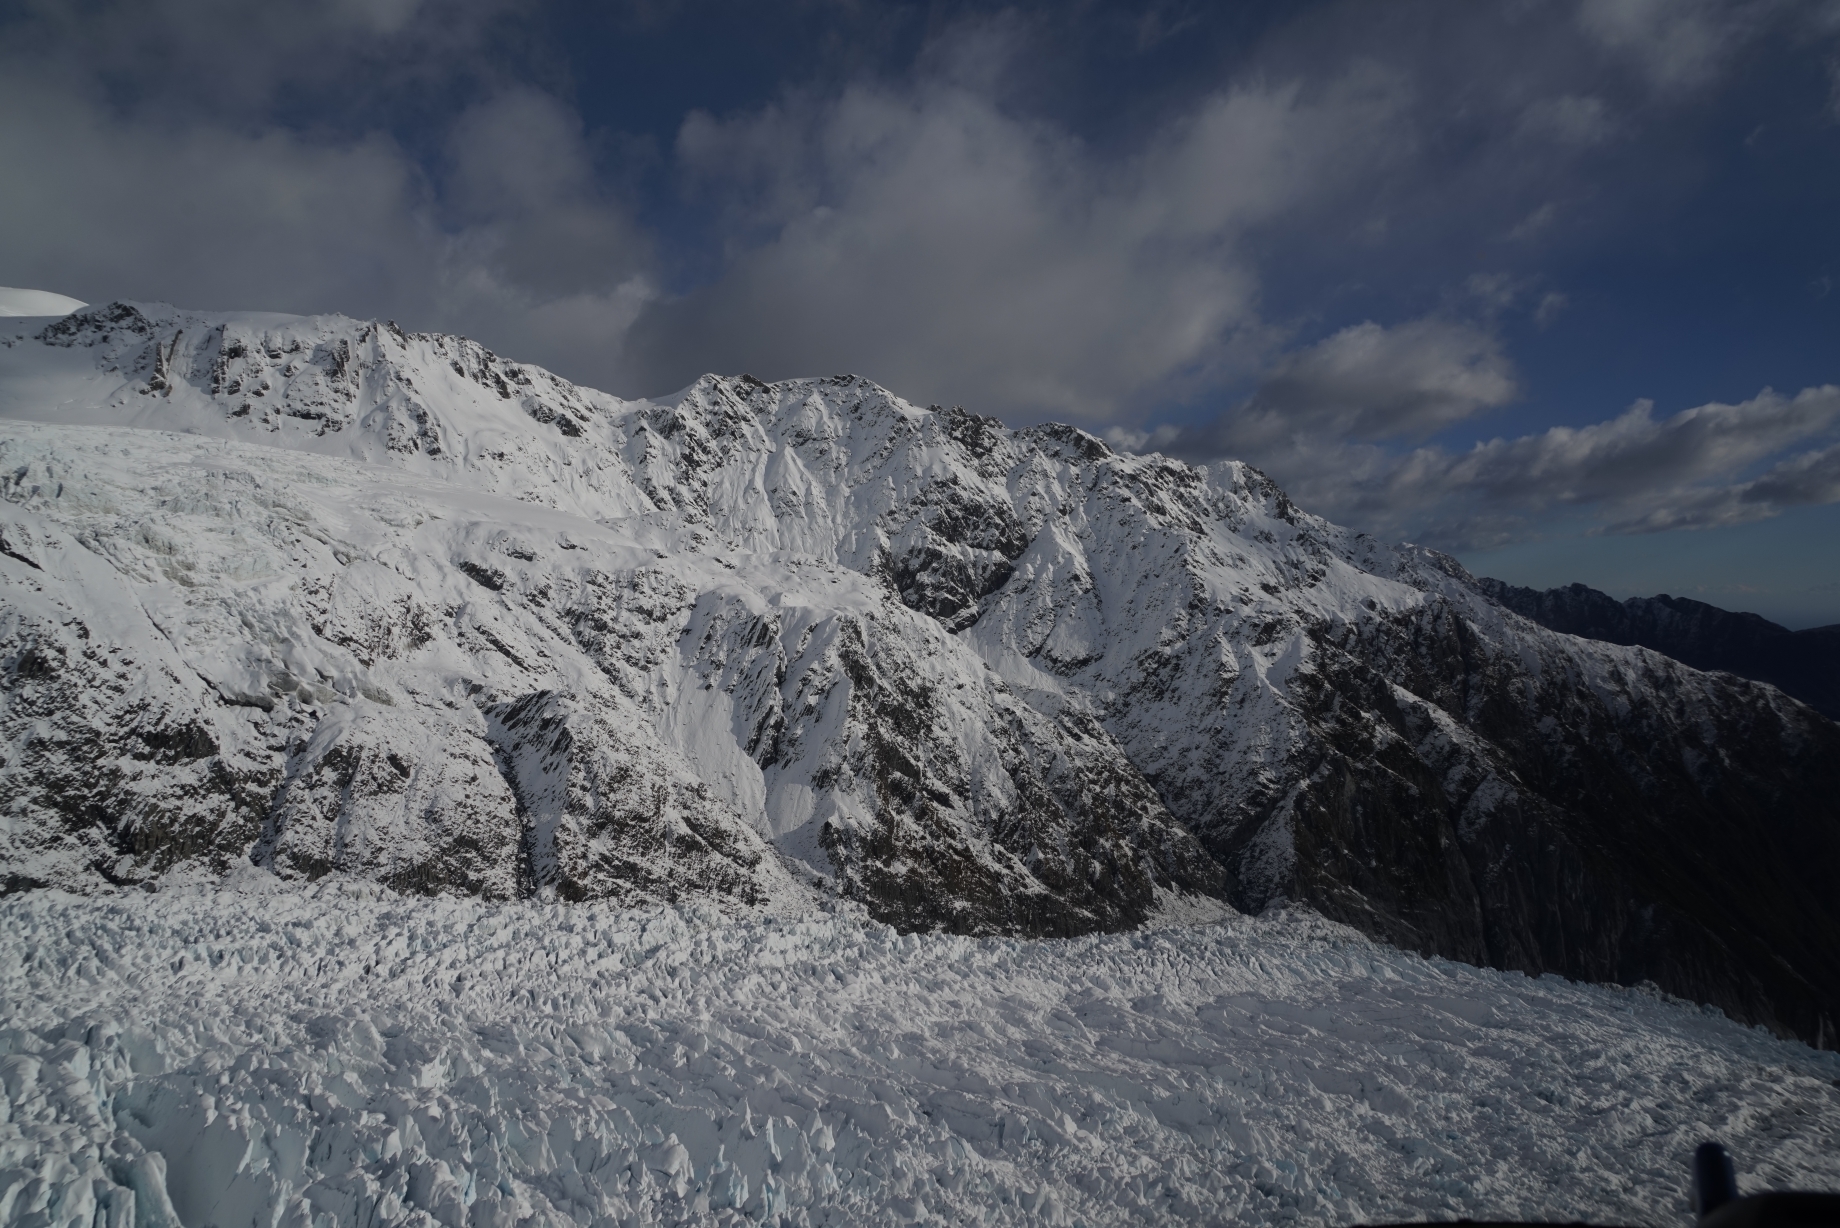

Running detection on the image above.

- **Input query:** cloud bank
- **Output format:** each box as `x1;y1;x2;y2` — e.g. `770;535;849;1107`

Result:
1143;324;1840;550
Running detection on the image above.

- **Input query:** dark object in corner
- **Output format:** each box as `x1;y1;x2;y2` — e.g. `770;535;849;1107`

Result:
1476;579;1840;720
1354;1139;1840;1228
1695;1142;1740;1217
1696;1142;1840;1228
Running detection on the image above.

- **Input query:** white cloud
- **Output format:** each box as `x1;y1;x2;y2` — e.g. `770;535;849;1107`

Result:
0;43;657;390
1;0;523;119
0;70;435;315
1534;291;1570;328
1575;0;1759;92
431;90;657;383
4;0;1834;501
1112;291;1840;546
1186;317;1519;456
1153;382;1840;550
620;51;1412;417
1465;273;1526;312
1508;202;1560;241
1608;436;1840;531
1434;386;1840;508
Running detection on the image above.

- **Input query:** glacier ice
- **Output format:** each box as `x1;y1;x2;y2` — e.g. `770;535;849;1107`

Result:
3;883;1838;1228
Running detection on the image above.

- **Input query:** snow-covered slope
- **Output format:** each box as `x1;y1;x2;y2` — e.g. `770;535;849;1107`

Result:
0;287;85;318
6;884;1838;1228
3;301;1839;1045
0;303;1219;938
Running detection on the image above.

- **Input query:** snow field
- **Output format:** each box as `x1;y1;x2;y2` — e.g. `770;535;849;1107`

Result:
3;885;1838;1228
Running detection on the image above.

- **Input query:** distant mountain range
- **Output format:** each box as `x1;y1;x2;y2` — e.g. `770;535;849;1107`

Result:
1474;580;1840;721
3;300;1838;1048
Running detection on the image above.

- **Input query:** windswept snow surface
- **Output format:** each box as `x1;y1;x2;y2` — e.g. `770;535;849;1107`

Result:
5;886;1838;1228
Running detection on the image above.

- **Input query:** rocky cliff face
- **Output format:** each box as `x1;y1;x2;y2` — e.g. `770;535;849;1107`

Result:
1476;578;1840;720
3;301;1837;1045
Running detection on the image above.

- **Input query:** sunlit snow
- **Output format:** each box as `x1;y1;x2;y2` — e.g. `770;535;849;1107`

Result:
0;287;85;318
5;884;1838;1228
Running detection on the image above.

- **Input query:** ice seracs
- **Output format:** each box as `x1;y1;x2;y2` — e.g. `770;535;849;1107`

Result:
2;299;1838;1045
4;885;1838;1228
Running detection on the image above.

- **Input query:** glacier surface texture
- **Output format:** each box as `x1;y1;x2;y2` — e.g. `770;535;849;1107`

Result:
4;884;1839;1228
1;301;1839;1047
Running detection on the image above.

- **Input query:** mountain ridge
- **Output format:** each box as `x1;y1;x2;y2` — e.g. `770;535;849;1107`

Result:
3;299;1839;1046
1474;578;1840;720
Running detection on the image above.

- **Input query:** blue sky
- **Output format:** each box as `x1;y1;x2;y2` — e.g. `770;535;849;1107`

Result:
2;0;1838;624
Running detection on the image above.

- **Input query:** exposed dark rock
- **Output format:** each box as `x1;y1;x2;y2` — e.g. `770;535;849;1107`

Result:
816;615;1227;937
458;560;508;591
1222;599;1840;1049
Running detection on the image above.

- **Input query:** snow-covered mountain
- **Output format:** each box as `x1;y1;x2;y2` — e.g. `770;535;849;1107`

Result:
1476;578;1840;720
3;301;1838;1045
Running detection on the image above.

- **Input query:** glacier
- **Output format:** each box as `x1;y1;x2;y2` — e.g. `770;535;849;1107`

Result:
3;881;1837;1228
2;298;1839;1052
